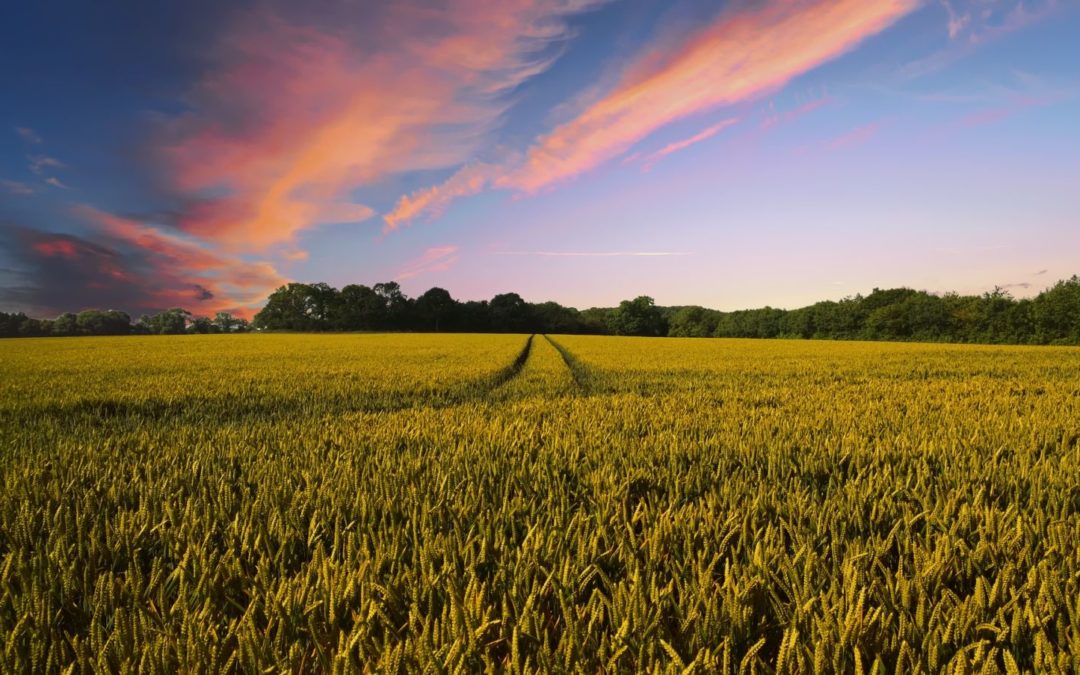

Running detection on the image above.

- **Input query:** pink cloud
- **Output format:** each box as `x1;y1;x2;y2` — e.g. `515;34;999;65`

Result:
32;239;80;259
495;250;690;257
280;249;310;262
396;245;461;280
637;118;739;169
161;2;602;249
383;0;914;226
73;205;289;315
498;0;918;193
384;161;500;232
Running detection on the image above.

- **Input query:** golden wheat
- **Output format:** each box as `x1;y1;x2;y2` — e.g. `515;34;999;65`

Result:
1;334;1077;672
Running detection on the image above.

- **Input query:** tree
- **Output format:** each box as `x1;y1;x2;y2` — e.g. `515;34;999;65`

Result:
254;283;323;331
188;316;213;334
76;309;131;336
1032;275;1080;344
52;312;79;336
138;308;190;335
489;293;533;333
457;300;491;333
374;282;409;328
416;287;456;332
337;284;383;330
608;296;666;336
531;301;585;334
578;307;611;334
212;311;247;333
668;306;719;337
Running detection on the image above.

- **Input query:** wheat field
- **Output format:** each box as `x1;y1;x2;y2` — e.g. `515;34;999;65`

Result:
1;334;1077;673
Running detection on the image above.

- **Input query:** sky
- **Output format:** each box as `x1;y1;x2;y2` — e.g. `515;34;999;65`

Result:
1;0;1078;319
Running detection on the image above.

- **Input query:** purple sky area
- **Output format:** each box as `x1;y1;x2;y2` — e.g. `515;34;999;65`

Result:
2;0;1078;318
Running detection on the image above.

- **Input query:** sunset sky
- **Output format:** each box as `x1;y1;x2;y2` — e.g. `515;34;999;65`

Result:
2;0;1078;318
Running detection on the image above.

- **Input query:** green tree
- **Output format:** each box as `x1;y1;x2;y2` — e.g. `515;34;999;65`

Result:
668;306;719;337
212;312;246;333
489;293;533;333
138;308;190;334
416;287;456;332
52;312;79;336
188;316;213;334
1032;275;1080;343
608;296;666;336
76;309;131;336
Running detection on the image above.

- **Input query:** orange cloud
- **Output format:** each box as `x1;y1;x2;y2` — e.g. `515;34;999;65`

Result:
32;239;80;258
638;118;739;169
396;245;460;280
383;0;916;224
163;2;602;249
384;162;500;232
499;0;917;192
74;205;289;315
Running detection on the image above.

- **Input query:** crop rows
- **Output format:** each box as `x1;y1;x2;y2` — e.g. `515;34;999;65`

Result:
1;334;1078;672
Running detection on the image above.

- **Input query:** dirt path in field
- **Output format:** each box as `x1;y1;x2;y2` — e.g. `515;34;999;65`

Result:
542;335;591;394
490;334;534;389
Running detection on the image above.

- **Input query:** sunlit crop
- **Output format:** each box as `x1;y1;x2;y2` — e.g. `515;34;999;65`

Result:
1;334;1077;672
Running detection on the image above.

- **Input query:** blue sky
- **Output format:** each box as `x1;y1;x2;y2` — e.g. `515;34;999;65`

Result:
1;0;1078;317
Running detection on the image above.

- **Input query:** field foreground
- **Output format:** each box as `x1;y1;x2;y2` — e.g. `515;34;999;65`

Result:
1;334;1078;673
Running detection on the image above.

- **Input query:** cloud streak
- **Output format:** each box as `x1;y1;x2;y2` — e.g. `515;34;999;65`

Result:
638;118;739;169
1;180;35;196
499;0;918;193
28;155;64;176
494;250;691;257
386;0;917;226
396;245;460;280
161;1;603;249
384;161;501;233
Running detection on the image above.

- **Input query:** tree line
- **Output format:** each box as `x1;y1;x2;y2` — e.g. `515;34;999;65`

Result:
2;275;1079;344
0;308;251;337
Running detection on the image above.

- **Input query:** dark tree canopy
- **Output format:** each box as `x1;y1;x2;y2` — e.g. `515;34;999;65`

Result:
4;275;1080;345
607;296;667;337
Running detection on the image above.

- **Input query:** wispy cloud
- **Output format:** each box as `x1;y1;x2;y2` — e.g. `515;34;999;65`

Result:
280;249;309;262
494;250;691;257
384;161;502;233
159;2;603;249
499;0;917;193
637;118;739;169
760;95;834;130
28;155;65;176
902;0;1062;78
396;245;460;280
385;0;917;225
15;127;42;144
0;179;35;196
44;177;71;190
